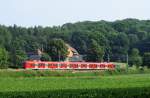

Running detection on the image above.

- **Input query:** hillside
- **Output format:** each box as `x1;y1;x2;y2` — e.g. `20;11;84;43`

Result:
0;18;150;68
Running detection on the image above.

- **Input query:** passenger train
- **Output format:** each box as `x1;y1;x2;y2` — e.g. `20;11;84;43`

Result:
24;61;115;70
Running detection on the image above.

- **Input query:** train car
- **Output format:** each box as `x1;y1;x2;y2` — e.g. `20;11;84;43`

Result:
23;61;115;70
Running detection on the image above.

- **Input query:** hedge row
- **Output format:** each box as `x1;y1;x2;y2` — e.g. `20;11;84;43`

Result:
0;68;150;78
0;87;150;98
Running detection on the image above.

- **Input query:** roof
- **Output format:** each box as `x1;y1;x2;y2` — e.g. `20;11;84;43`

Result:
66;44;79;55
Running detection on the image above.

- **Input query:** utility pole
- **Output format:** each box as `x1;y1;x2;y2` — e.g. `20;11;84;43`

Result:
58;51;60;62
108;53;110;62
107;49;110;62
126;53;128;65
41;44;44;52
126;53;129;71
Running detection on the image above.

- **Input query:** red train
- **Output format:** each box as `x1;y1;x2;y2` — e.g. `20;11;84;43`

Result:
24;61;115;70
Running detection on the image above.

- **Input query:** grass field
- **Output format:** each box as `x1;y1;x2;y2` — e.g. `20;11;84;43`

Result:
0;73;150;98
0;67;149;78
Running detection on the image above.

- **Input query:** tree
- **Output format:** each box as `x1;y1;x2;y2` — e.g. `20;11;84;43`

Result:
129;48;143;67
41;53;51;61
137;31;148;40
16;50;28;67
0;19;149;67
11;38;26;50
128;34;139;45
10;50;28;68
0;26;12;50
71;31;88;54
0;48;9;69
117;33;129;51
46;39;68;61
86;40;104;62
143;52;150;67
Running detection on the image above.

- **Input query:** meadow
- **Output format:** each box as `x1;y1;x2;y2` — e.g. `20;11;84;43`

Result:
0;70;150;98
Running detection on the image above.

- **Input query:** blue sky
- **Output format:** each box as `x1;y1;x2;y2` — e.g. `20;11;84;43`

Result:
0;0;150;27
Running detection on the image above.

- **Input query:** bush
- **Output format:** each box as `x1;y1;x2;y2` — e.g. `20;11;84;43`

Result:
0;48;9;69
143;52;150;67
40;53;51;61
0;87;150;98
129;48;143;67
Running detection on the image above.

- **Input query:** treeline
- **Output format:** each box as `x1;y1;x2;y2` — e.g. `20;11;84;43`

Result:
0;18;150;68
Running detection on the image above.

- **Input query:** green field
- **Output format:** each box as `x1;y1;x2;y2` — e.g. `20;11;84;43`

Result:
0;72;150;98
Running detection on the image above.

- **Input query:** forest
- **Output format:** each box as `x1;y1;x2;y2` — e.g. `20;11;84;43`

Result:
0;18;150;68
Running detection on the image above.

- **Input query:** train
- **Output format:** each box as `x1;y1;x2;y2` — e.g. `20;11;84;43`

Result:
24;61;115;70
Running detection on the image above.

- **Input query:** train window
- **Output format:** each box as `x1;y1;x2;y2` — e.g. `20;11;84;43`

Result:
48;63;58;68
70;64;78;68
80;64;87;68
39;63;45;66
99;64;105;68
32;64;35;66
89;64;97;68
58;63;63;66
53;64;58;66
45;63;48;66
108;64;114;68
60;63;67;68
48;64;53;66
60;63;67;66
29;63;35;68
32;63;38;66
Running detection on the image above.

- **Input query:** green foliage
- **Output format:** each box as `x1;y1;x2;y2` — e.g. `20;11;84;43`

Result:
0;88;150;98
128;34;139;45
0;26;12;49
143;52;150;67
10;49;28;68
40;53;51;61
0;19;150;67
46;39;68;61
129;48;143;67
137;31;148;40
1;68;150;78
15;50;28;67
71;31;89;54
86;40;104;62
0;48;9;69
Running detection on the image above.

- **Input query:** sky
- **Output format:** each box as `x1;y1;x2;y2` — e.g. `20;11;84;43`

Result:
0;0;150;27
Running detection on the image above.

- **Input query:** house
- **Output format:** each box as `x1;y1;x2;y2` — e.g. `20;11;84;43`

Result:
66;44;84;62
27;49;42;61
27;44;84;62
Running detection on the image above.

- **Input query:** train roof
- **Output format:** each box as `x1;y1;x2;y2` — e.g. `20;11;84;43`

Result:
25;61;113;64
